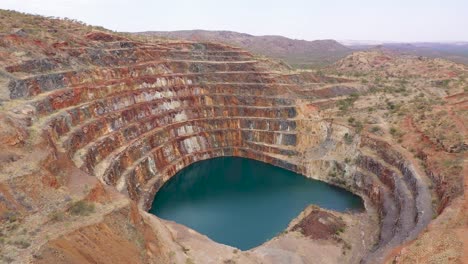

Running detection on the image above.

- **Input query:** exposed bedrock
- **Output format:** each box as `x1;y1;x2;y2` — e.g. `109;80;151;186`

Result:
3;35;434;263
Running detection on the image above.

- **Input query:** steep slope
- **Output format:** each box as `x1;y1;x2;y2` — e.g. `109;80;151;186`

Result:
138;30;352;68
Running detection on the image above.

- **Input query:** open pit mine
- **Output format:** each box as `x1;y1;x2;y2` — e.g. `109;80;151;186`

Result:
0;10;466;264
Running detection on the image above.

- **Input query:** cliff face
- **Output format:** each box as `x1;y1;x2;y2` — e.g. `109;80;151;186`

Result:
0;10;466;264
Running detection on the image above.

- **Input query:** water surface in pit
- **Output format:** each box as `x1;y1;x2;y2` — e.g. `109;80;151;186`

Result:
150;157;363;250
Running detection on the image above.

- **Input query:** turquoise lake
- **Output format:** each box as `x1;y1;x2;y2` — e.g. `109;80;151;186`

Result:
149;157;363;250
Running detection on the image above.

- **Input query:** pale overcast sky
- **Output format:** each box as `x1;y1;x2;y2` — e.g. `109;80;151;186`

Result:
1;0;467;42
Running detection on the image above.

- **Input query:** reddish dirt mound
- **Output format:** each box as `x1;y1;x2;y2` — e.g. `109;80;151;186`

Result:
291;207;346;240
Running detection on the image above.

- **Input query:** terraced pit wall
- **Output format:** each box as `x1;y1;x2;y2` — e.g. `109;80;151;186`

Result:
2;31;433;263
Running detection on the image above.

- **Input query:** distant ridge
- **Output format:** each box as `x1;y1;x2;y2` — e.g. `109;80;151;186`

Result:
343;41;468;65
137;30;352;68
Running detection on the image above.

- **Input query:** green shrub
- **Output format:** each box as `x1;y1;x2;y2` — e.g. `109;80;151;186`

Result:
337;93;359;111
395;87;406;93
335;227;345;234
48;210;65;222
370;126;381;133
69;200;95;216
343;133;353;144
352;121;363;133
1;211;18;223
12;239;30;249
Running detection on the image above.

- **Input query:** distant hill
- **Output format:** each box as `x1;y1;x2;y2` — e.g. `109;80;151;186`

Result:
347;42;468;65
137;30;352;68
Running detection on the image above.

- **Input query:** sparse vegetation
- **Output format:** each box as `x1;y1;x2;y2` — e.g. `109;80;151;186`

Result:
182;246;190;253
1;211;18;223
350;120;363;133
48;210;65;222
343;133;353;144
337;93;359;111
335;227;345;235
69;200;95;216
343;242;352;250
370;126;381;133
12;239;31;249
